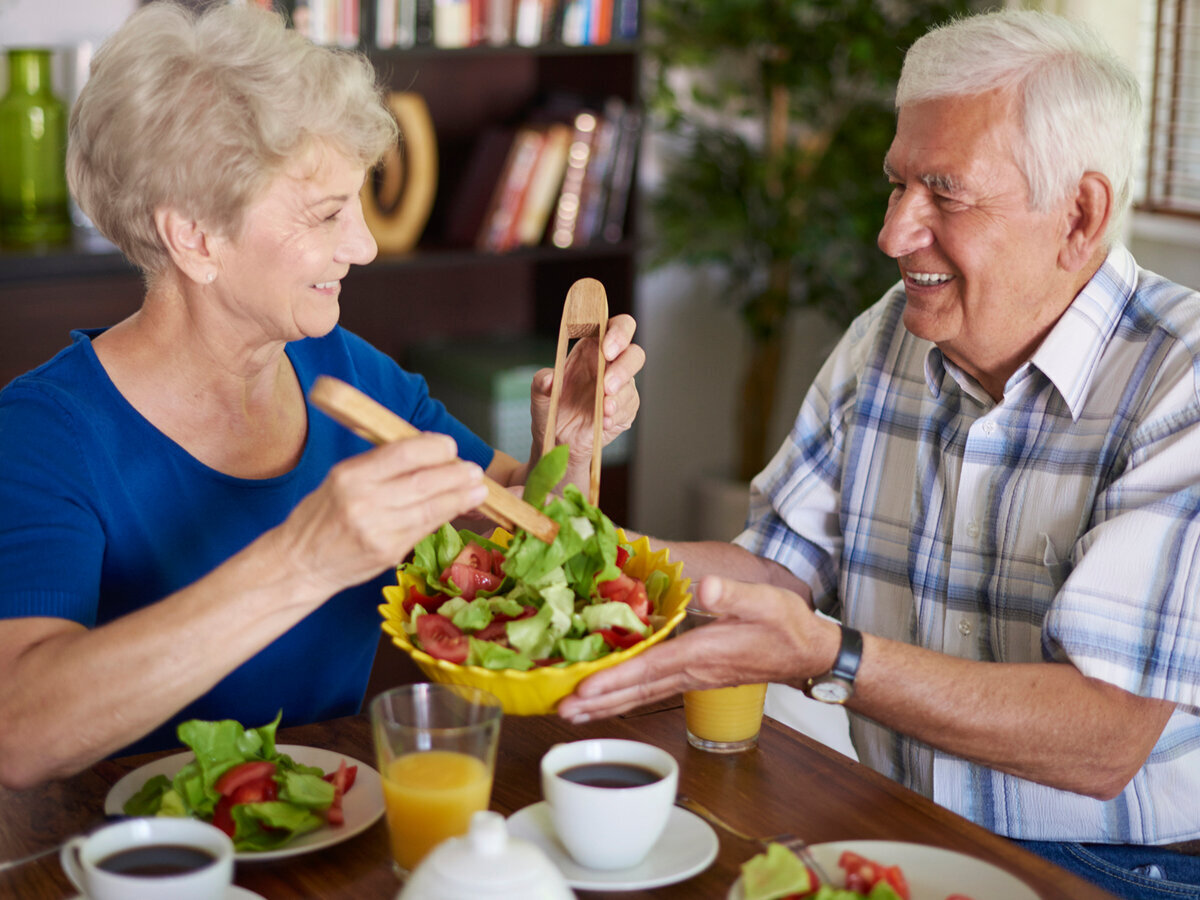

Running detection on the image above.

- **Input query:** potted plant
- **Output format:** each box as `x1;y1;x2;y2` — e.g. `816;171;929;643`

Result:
645;0;981;485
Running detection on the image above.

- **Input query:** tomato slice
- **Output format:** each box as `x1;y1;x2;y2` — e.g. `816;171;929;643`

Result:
323;760;358;794
402;585;446;616
229;775;278;805
214;760;277;797
416;613;469;663
451;542;492;571
211;795;235;837
597;626;644;649
597;573;651;622
441;563;504;601
883;864;910;900
615;545;630;568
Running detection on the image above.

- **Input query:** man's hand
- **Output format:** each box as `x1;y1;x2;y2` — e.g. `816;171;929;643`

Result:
557;574;841;722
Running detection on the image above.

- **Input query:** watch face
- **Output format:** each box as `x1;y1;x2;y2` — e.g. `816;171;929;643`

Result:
810;678;851;704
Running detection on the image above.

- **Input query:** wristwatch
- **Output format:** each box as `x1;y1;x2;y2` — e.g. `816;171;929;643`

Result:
807;625;863;704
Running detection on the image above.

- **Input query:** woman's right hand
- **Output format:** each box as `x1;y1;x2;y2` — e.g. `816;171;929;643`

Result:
280;433;488;596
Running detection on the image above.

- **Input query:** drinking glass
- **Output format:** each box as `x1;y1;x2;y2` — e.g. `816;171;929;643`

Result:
680;608;768;752
369;683;503;878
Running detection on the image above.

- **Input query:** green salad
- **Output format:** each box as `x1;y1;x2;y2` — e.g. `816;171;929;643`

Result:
122;712;356;852
397;445;670;670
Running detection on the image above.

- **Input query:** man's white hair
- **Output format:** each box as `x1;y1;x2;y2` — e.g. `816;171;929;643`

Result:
898;9;1142;241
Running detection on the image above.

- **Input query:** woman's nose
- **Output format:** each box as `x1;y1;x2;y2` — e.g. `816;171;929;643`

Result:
340;194;378;266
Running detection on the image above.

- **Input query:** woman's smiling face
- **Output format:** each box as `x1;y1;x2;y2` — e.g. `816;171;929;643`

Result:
877;88;1077;396
209;143;377;344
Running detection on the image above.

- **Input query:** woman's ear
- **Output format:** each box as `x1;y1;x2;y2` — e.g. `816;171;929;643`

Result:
1059;171;1112;273
154;207;219;285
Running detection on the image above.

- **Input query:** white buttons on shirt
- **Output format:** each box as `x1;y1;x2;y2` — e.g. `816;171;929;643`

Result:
966;521;980;538
982;421;997;436
958;619;972;636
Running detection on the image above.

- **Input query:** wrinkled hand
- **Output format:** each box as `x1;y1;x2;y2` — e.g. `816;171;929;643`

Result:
281;433;488;596
557;574;840;722
529;313;643;474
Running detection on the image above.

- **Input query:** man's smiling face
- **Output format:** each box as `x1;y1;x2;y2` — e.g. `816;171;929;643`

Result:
877;88;1078;396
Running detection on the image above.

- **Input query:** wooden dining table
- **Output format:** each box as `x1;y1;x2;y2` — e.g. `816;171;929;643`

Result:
0;693;1121;900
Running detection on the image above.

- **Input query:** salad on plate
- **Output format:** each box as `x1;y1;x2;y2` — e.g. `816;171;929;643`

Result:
121;711;358;852
739;843;976;900
396;445;671;671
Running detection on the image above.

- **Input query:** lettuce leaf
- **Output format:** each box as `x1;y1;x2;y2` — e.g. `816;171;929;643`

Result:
229;802;326;851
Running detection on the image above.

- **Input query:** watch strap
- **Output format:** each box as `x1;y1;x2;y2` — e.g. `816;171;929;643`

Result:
830;625;863;682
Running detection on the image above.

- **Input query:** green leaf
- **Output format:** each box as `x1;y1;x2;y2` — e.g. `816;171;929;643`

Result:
468;638;534;670
230;802;325;851
581;602;651;637
121;774;172;817
276;770;335;810
523;444;569;507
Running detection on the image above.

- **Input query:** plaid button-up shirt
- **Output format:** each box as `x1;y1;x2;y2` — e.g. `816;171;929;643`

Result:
737;244;1200;842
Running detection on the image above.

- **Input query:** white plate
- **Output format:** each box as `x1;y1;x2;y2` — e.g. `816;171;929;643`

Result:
104;744;384;862
726;839;1039;900
507;801;718;891
70;890;264;900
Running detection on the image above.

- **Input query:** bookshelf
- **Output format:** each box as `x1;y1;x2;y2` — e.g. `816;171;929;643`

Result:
0;22;641;521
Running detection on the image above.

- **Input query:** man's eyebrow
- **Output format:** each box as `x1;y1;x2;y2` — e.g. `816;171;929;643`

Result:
882;160;965;196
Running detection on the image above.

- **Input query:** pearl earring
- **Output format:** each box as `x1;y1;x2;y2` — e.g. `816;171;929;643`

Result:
206;272;216;283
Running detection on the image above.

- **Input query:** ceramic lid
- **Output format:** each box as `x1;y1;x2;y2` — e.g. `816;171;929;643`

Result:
396;810;576;900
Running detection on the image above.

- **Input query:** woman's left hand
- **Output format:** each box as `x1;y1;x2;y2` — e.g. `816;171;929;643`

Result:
529;313;643;472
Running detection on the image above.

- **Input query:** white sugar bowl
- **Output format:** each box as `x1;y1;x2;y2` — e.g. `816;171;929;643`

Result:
396;810;576;900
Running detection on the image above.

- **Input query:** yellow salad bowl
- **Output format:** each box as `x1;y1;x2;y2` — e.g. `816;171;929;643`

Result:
379;528;691;715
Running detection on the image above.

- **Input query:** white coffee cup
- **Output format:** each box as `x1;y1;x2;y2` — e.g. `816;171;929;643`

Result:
59;816;234;900
540;739;678;870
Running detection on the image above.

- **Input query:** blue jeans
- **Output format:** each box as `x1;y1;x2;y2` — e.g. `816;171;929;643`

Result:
1015;840;1200;900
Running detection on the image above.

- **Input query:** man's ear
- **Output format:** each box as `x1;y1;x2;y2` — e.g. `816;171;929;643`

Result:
1059;171;1112;273
154;207;218;285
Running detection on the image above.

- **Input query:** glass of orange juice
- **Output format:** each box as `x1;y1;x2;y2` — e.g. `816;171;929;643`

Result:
680;608;768;753
369;684;503;877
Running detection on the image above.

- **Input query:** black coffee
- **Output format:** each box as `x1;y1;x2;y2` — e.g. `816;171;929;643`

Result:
97;844;217;878
558;762;664;788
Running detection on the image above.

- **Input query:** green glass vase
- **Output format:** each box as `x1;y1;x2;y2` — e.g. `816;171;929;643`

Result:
0;48;71;247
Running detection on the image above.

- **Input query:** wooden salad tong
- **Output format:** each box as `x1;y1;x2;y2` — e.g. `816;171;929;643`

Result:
542;277;608;506
309;376;559;544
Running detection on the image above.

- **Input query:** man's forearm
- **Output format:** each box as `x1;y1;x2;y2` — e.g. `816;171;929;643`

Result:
851;633;1175;800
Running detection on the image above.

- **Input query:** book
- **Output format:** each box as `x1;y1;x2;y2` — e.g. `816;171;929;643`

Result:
513;0;547;46
613;0;636;40
433;0;472;46
589;0;612;45
559;0;589;46
336;0;360;46
550;110;598;248
574;97;622;244
477;126;547;253
601;105;641;243
485;0;513;45
376;0;398;46
514;123;572;247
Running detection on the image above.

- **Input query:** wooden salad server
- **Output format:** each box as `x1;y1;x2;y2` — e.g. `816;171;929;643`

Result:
541;277;608;506
309;376;560;544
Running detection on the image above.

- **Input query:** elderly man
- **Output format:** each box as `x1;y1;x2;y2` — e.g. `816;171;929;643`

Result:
559;9;1200;899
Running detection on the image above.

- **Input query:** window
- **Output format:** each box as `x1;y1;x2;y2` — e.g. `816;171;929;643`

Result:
1142;0;1200;218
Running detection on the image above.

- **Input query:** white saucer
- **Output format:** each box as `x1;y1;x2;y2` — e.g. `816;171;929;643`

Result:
68;888;263;900
507;801;718;891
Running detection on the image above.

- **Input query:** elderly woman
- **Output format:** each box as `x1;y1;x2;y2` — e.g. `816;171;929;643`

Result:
0;1;643;789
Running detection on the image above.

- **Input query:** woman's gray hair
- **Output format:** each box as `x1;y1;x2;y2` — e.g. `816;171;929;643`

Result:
68;1;398;274
897;9;1142;241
